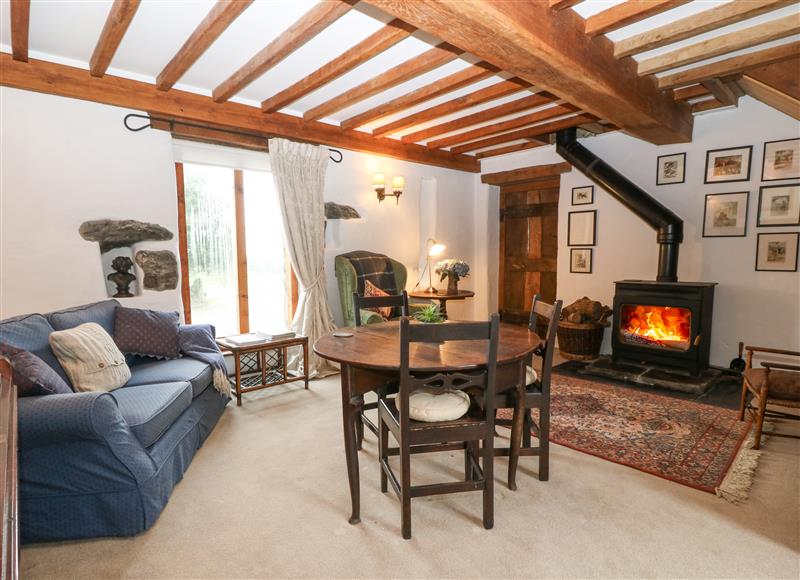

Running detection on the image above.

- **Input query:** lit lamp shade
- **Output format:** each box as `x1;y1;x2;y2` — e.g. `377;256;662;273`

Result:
373;173;386;189
391;176;405;193
428;242;446;256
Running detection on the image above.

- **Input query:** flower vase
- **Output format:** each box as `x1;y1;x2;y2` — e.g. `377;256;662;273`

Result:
446;277;459;295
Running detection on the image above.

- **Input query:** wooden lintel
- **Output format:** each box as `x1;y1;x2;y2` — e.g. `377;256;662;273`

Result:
151;118;269;152
481;162;572;185
90;0;141;77
10;0;30;62
0;54;480;172
363;0;693;144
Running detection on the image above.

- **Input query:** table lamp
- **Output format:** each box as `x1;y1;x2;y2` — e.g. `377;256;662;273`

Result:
425;238;446;293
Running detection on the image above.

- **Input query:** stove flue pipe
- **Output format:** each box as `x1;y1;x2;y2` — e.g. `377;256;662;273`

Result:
555;128;683;282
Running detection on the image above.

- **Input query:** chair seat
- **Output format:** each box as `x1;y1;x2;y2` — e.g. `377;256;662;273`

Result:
744;368;800;402
382;397;487;431
111;382;192;447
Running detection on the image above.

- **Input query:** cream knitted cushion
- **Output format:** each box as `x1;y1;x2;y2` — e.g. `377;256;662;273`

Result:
526;366;538;386
408;388;471;422
48;322;130;392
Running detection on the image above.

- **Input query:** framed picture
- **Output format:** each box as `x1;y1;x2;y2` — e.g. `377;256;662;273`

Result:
568;210;596;246
757;184;800;227
704;146;752;184
755;232;799;272
570;248;593;273
702;192;749;237
572;185;594;205
656;152;686;185
762;138;800;181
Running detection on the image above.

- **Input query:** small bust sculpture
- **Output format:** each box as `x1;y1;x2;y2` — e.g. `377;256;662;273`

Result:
107;256;136;298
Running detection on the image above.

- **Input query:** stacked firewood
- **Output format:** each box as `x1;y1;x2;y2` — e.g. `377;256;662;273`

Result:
561;296;612;325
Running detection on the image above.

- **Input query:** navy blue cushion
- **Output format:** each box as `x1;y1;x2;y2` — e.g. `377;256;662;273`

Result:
0;342;72;396
125;358;212;399
114;307;180;360
111;382;192;448
47;300;120;335
0;313;70;384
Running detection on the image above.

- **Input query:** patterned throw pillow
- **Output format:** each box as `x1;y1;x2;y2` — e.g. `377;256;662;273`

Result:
48;323;130;393
363;280;392;320
114;307;180;360
0;342;72;397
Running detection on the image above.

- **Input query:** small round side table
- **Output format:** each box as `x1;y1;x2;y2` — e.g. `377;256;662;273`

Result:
409;289;475;319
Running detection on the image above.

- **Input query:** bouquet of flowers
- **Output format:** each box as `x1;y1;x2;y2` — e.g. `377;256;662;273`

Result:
435;259;470;282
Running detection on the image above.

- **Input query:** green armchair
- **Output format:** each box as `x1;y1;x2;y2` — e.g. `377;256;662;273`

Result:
335;253;409;327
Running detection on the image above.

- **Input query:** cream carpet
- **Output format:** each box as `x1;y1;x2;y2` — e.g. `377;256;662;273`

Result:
22;374;799;579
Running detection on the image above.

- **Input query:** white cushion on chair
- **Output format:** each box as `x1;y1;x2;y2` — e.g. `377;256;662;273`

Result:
526;366;538;386
408;388;470;422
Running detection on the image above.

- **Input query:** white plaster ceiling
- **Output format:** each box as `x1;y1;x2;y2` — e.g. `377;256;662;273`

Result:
1;0;797;149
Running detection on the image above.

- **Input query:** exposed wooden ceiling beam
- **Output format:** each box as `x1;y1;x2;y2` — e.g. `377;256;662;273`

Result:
260;19;415;113
476;141;546;160
10;0;30;62
401;93;555;144
340;63;497;130
451;114;594;155
90;0;141;77
638;14;800;76
427;103;579;149
371;78;530;137
481;162;572;185
700;78;739;106
584;0;691;38
738;75;800;119
303;42;462;122
657;41;800;89
746;57;800;99
691;98;731;114
212;1;353;103
363;0;692;144
156;0;253;91
549;0;582;10
614;0;796;59
0;54;479;172
672;84;711;101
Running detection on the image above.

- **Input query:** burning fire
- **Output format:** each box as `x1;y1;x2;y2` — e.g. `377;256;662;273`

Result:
620;304;691;350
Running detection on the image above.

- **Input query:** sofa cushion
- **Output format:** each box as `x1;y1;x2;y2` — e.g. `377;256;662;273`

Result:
0;313;70;384
0;342;72;397
47;299;119;336
114;307;180;360
110;382;192;448
125;357;213;399
49;323;130;392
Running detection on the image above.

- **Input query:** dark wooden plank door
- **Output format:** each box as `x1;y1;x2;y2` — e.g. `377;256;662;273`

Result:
498;178;559;325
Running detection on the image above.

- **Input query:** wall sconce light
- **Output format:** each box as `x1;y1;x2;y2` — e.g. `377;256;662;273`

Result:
373;173;404;204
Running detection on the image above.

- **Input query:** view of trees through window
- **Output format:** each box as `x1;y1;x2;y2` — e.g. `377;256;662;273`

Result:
182;163;288;337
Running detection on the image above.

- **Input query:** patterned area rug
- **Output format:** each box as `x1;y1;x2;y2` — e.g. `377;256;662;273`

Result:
500;375;753;494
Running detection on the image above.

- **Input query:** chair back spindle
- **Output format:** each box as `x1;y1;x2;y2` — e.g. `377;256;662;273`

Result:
529;294;562;395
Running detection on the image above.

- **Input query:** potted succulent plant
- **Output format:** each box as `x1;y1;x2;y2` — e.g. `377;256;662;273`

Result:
435;259;470;295
412;304;445;324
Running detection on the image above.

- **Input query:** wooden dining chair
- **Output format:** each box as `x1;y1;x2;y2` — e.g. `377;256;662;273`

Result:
378;315;500;539
495;294;562;490
351;290;409;449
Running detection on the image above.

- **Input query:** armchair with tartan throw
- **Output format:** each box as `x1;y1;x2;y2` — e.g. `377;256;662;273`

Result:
336;251;420;327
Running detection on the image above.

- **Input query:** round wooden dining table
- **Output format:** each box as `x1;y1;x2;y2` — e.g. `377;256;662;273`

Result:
314;320;542;525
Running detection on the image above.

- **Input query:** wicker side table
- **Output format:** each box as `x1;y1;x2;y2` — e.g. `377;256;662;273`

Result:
215;335;309;406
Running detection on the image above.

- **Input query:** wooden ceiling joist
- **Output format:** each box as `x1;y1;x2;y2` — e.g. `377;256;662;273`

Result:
672;84;711;101
10;0;30;62
260;19;415;113
692;98;731;114
399;92;554;144
371;78;530;137
212;0;353;103
584;0;691;38
747;57;800;99
481;162;572;185
549;0;582;10
90;0;141;77
339;62;497;130
451;114;594;155
0;54;479;172
614;0;796;59
637;14;800;76
427;103;579;150
738;75;800;119
658;41;800;89
700;78;739;106
363;0;692;144
303;42;462;122
476;141;546;160
156;0;253;91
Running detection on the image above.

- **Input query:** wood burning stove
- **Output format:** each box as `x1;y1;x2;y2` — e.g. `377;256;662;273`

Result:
612;280;716;375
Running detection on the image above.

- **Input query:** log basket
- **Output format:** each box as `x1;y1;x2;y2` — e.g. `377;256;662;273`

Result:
557;319;608;361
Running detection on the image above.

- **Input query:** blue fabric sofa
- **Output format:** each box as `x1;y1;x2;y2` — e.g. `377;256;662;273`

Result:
0;299;229;543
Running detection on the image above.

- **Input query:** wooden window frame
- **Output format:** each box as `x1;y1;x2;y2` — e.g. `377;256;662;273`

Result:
175;162;298;332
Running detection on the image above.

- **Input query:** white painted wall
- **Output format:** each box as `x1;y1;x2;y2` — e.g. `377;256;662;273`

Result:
0;88;479;325
474;97;800;367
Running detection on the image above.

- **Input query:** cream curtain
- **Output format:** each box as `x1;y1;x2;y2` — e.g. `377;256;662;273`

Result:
269;138;337;378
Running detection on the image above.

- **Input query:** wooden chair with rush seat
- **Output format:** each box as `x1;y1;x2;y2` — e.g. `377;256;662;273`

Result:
378;315;500;539
495;294;562;490
739;345;800;448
